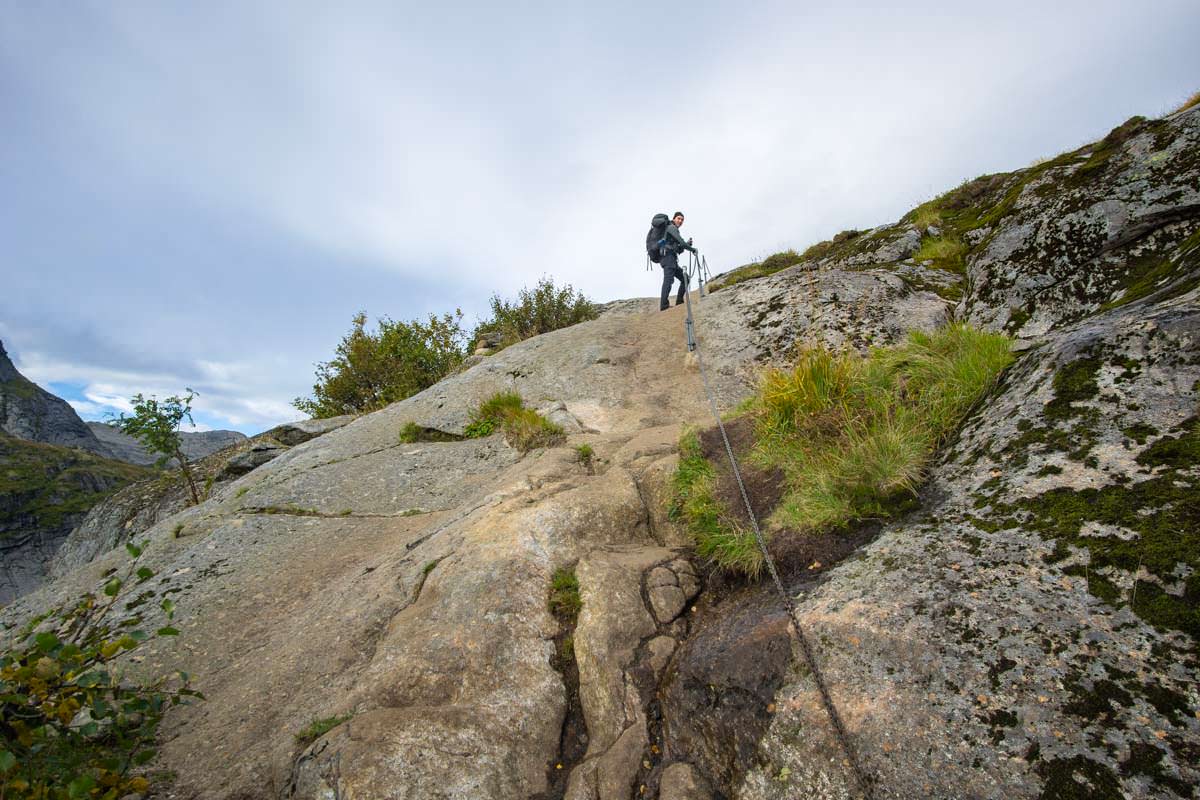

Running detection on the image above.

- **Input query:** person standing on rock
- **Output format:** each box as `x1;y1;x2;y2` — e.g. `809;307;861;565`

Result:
659;211;696;311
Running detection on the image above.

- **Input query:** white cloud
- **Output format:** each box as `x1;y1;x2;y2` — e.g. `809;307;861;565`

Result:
2;1;1197;435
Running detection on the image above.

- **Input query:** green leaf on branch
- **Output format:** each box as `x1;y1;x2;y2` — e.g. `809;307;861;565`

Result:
157;626;180;636
35;632;60;653
136;566;155;582
125;542;143;558
104;578;122;597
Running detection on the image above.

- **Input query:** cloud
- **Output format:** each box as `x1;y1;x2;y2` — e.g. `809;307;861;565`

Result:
1;1;1198;434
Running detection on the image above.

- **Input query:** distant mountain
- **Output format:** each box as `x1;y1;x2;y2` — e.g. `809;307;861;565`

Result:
0;340;109;456
0;433;150;603
86;422;246;466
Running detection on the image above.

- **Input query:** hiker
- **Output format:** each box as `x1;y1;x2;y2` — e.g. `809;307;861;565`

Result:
656;212;696;311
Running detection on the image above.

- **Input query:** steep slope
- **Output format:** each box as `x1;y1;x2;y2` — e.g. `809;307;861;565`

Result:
3;104;1198;800
2;277;950;798
728;108;1200;798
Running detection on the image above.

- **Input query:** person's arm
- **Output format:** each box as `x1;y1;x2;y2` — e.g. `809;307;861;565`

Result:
665;224;696;252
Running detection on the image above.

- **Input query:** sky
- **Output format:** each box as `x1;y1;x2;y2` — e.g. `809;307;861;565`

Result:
2;1;1197;435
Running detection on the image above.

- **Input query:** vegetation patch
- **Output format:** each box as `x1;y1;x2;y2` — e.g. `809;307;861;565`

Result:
994;418;1199;639
0;434;151;538
472;276;597;352
713;249;805;291
913;235;968;274
543;564;587;794
0;545;201;797
398;422;463;444
672;324;1013;575
464;392;564;453
295;714;352;745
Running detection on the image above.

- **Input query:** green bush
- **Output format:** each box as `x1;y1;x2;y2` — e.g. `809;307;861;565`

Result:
473;277;598;350
294;311;467;419
464;392;564;452
673;325;1013;575
0;543;202;798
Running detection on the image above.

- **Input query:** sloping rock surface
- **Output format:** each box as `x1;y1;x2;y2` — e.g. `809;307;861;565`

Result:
3;266;948;799
3;105;1198;800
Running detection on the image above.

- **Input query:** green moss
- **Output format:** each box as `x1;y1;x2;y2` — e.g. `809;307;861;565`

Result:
0;434;152;536
1121;742;1192;796
1121;423;1158;445
399;422;463;444
1101;228;1200;312
997;420;1200;639
1045;355;1102;421
1062;677;1133;718
1037;755;1122;799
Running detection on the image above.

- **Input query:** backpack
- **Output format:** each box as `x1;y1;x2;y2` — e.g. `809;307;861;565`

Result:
646;213;670;263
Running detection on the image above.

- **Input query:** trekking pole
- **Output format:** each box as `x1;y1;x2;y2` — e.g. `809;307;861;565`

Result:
682;271;697;352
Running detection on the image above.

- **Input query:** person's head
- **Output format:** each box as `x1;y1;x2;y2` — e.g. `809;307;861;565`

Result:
673;212;685;227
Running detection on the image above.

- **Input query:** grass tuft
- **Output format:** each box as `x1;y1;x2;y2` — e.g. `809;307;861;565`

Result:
1173;90;1200;115
464;391;564;452
548;566;582;620
913;235;968;272
673;324;1013;574
295;714;352;745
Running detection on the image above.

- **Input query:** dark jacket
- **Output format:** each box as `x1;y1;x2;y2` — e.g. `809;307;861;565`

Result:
663;222;695;255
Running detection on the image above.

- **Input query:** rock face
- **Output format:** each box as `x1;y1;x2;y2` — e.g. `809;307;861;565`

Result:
0;341;109;456
86;421;246;466
0;434;148;603
3;105;1198;800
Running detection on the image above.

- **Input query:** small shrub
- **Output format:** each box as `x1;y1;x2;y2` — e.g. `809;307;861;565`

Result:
294;310;467;419
399;422;422;443
295;714;352;745
171;522;185;537
473;276;598;350
235;486;249;498
0;545;202;797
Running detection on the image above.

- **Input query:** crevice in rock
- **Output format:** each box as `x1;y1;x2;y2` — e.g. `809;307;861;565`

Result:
409;555;445;606
533;561;589;800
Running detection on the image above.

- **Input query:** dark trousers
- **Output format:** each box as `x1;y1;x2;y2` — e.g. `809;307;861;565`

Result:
660;253;687;310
